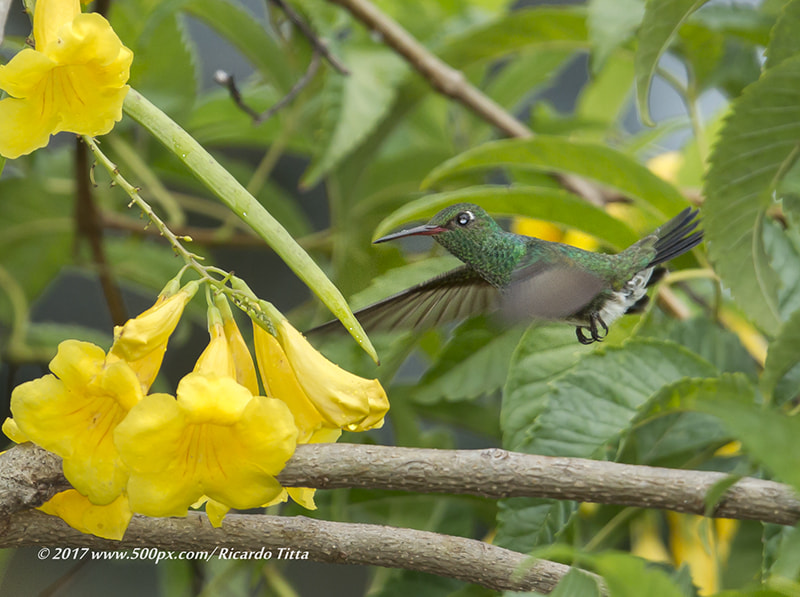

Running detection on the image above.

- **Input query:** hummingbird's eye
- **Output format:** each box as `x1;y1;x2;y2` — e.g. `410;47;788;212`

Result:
455;211;474;227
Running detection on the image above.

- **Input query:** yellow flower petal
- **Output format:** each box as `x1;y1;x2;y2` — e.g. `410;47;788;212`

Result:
254;324;328;440
273;320;389;432
2;417;30;444
204;498;230;528
49;339;106;393
10;341;141;504
115;374;298;517
0;9;132;158
178;373;251;425
39;489;131;541
193;322;235;379
34;0;81;50
108;283;196;392
222;308;259;395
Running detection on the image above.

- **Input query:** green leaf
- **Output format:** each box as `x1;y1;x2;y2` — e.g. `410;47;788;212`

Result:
130;12;199;117
677;22;725;92
301;47;407;188
692;387;800;493
421;137;688;219
690;4;775;46
497;338;715;551
415;318;526;404
501;324;592;451
485;49;576;114
437;7;589;68
765;0;800;70
592;552;688;597
0;175;72;325
374;185;640;250
513;339;716;457
766;524;800;582
703;54;800;335
549;568;603;597
635;0;710;126
575;52;637;136
26;323;112;353
587;0;644;70
641;316;759;379
762;309;800;401
764;219;800;319
182;0;296;91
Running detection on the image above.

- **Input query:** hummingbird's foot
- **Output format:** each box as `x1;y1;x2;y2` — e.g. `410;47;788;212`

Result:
575;314;609;345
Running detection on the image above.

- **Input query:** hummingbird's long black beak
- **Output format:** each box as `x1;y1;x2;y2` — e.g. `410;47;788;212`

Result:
373;224;448;244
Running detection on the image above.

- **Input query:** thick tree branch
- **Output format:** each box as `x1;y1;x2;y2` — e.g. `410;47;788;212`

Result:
0;510;581;594
1;443;798;526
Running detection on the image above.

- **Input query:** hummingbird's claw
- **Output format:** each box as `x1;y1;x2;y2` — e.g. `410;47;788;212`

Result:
575;314;609;345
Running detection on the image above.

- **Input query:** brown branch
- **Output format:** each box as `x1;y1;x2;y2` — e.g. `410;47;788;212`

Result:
268;0;349;74
74;138;128;326
324;0;608;206
2;444;798;526
0;444;70;520
326;0;529;139
0;510;583;594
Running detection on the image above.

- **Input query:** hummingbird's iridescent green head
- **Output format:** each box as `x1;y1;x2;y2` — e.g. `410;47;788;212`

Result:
374;203;501;249
375;203;522;285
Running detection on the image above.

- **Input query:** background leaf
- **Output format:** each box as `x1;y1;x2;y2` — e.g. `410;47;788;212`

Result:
703;54;800;335
635;0;710;126
421;137;688;219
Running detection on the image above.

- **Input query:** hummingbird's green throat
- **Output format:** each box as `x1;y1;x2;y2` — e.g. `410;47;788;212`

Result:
315;203;703;345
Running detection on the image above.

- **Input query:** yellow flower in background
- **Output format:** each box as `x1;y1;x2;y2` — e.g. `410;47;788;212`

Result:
114;374;298;519
39;489;132;541
0;0;133;158
8;340;141;504
511;218;599;251
107;280;198;392
667;512;739;596
255;318;389;433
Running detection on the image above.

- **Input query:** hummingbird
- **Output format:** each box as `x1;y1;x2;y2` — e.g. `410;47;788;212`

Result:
313;203;702;344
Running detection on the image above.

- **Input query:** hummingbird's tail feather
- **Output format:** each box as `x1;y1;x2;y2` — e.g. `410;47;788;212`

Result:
648;208;703;267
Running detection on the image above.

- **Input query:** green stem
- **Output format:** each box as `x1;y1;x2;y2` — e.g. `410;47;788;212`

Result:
121;88;377;362
0;263;30;351
106;134;185;227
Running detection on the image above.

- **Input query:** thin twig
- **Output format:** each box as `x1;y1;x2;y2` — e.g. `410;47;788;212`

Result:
268;0;349;74
215;52;322;124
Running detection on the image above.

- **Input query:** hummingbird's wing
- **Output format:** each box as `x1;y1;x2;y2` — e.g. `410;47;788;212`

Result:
307;266;500;335
499;260;609;324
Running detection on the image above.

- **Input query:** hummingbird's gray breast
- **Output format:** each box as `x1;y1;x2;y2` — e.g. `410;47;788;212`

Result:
498;263;608;323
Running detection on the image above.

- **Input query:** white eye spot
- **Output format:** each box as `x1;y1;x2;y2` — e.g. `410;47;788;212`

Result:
456;211;474;227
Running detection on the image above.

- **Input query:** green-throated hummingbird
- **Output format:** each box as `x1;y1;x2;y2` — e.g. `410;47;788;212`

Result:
313;204;702;344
